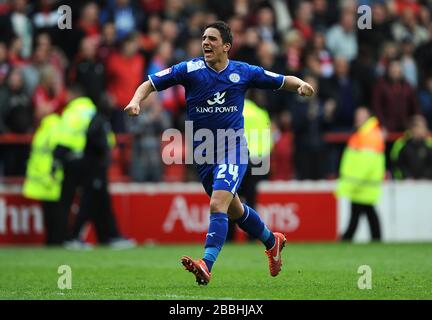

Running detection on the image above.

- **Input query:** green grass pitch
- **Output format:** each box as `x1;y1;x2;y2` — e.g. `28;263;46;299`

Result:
0;242;431;300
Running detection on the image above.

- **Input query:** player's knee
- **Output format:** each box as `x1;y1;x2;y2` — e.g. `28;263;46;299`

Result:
209;198;227;213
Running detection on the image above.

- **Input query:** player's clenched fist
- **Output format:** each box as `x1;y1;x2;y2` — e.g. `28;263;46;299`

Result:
297;82;315;97
124;103;140;116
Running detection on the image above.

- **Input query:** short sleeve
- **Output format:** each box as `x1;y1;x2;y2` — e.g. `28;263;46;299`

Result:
248;65;285;90
148;62;187;91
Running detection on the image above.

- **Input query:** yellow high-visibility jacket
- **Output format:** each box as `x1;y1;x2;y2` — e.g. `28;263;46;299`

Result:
23;114;63;201
336;117;385;205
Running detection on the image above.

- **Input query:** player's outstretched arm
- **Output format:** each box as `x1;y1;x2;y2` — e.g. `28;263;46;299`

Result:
124;80;155;116
281;76;315;97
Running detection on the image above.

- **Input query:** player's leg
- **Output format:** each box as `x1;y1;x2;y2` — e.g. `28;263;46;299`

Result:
181;163;246;285
181;189;232;285
227;195;286;276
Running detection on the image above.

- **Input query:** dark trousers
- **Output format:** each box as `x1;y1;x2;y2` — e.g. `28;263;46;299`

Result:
70;166;120;244
59;159;83;243
342;202;382;241
42;201;63;245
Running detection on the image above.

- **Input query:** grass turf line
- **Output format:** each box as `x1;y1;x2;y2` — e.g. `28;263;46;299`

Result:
0;242;431;300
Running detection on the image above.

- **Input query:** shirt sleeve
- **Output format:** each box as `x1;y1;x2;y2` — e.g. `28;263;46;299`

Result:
248;64;285;90
148;61;187;91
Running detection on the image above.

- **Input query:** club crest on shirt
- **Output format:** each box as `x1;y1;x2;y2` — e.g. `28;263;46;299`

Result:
155;68;172;77
229;73;240;83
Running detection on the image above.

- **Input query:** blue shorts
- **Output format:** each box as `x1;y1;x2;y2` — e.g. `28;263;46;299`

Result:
198;163;248;197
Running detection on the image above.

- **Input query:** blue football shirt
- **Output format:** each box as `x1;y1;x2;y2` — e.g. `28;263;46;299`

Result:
148;57;284;183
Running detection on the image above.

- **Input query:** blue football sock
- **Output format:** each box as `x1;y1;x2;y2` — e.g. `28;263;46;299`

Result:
203;212;228;272
235;204;275;250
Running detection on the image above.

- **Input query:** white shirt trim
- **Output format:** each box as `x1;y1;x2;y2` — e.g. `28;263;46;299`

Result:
205;59;230;74
277;76;285;90
148;75;158;92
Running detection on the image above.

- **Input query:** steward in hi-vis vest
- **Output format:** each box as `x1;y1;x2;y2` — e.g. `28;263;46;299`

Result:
23;114;62;201
337;115;385;205
337;107;385;241
23;113;64;245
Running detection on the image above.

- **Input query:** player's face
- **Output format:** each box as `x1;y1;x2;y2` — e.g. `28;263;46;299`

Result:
202;28;230;64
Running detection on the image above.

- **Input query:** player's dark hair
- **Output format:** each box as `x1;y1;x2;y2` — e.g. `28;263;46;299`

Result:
205;21;233;47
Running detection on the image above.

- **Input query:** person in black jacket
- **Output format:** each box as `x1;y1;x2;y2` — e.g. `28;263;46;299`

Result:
392;115;432;179
65;93;136;249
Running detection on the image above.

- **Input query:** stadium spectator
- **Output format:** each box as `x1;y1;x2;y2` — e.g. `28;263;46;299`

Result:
233;27;260;66
7;36;28;67
325;8;358;62
0;68;32;176
320;56;361;132
0;67;33;133
105;32;145;132
256;40;290;117
375;41;399;77
4;0;32;59
372;58;420;132
21;32;66;98
147;41;185;117
350;46;376;107
305;30;333;78
32;64;66;126
69;37;106;106
100;0;144;42
391;6;428;46
0;0;432;187
128;94;171;182
418;77;432;130
292;0;314;42
97;22;117;64
357;2;393;61
255;6;279;44
311;0;338;29
0;41;10;92
75;2;101;42
282;29;304;75
291;75;328;180
337;107;385;241
391;115;432;180
414;23;432;85
269;110;294;181
400;36;418;88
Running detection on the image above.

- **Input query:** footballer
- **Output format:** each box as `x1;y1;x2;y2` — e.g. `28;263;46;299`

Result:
124;21;314;285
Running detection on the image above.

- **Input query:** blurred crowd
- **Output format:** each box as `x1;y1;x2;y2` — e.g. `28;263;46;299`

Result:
0;0;432;181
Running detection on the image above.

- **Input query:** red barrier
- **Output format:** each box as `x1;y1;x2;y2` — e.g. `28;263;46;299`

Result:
0;183;337;245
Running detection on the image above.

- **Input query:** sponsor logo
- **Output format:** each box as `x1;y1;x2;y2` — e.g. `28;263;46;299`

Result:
155;68;172;77
187;60;205;73
207;91;226;105
162;196;209;233
0;198;44;235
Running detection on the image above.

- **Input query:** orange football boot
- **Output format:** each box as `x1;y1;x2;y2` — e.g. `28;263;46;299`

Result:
265;232;287;277
181;256;212;285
